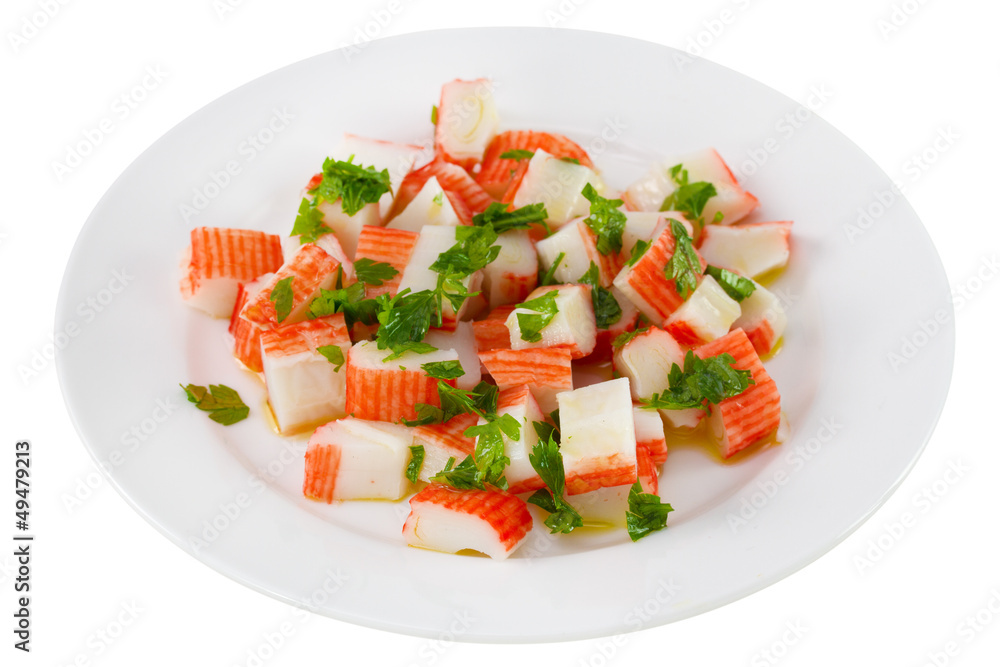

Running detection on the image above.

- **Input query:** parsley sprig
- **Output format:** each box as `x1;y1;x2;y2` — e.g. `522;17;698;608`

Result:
290;197;332;244
307;267;381;329
578;262;622;330
499;149;534;161
515;290;560;343
705;265;756;302
626;481;674;541
406;445;425;483
353;258;398;287
316;345;345;371
527;422;583;534
663;219;701;300
472;202;549;234
581;183;627;256
416;380;519;490
309;155;392;216
270;276;295;323
641;350;754;413
181;383;249;425
659;163;722;231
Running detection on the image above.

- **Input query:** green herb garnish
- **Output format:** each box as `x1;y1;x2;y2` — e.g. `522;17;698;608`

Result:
181;383;249;425
581;183;626;256
641;350;753;413
625;481;673;541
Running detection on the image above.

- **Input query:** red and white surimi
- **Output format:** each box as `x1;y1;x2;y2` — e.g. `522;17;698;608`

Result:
401;484;532;560
558;377;638;495
434;78;500;170
472;306;514;354
568;441;659;526
486;385;545;495
344;341;460;423
303;417;414;502
388;159;494;226
695;328;782;458
664;274;742;346
509;150;606;229
634;406;668;466
313;198;380;260
733;280;787;356
481;230;538;310
535;217;624;287
335;133;425;219
229;273;272;373
241;243;344;329
505;284;596;359
623;148;759;225
697;221;793;279
613;326;703;430
396;225;483;331
478;346;572;416
613;225;707;326
260;314;352;434
385;175;464;233
620;211;695;257
411;413;478;483
180;227;284;317
353;225;418;299
424;321;482;391
476;130;594;199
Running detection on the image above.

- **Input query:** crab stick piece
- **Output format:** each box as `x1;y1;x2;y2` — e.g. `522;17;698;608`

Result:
613;327;703;430
621;211;694;256
229;273;272;373
387;160;494;226
411;413;478;483
481;230;538;309
623;148;759;225
486;385;545;495
559;378;637;495
505;284;596;359
613;225;707;326
180;227;284;317
305;135;424;246
433;78;500;170
303;417;414;502
634;407;668;467
397;226;483;331
508;150;605;229
344;341;460;423
697;221;793;279
476;130;594;198
733;280;787;356
478;347;572;416
241;243;345;329
664;275;742;346
424;321;481;391
695;328;782;458
569;442;658;525
402;484;532;560
260;314;351;434
472;306;515;353
535;217;624;288
353;226;418;299
385;176;464;232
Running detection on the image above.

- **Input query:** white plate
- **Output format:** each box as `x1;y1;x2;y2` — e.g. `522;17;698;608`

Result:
56;28;954;642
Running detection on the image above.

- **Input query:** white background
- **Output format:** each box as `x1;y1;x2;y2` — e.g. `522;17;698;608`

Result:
2;0;997;665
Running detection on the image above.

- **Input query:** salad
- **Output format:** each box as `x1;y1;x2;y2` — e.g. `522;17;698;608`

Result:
178;78;792;559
